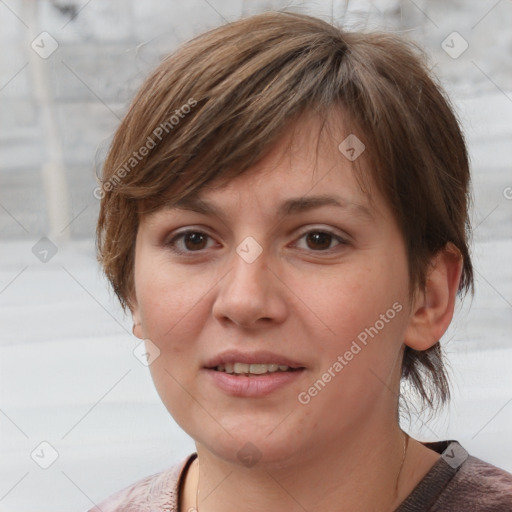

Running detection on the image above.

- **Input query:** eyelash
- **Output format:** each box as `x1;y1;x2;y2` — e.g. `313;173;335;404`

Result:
165;228;348;256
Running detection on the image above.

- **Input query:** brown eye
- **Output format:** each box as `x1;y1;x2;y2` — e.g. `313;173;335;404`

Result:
183;232;208;251
167;230;215;254
294;229;347;252
305;232;333;250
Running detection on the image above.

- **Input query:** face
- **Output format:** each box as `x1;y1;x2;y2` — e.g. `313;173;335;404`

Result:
132;112;414;466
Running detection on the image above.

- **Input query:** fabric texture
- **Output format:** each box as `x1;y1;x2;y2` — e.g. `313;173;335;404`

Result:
89;440;512;511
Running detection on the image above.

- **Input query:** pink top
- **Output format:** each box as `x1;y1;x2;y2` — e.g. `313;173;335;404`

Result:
89;440;512;511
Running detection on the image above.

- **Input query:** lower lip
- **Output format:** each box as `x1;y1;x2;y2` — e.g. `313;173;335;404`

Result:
204;368;305;397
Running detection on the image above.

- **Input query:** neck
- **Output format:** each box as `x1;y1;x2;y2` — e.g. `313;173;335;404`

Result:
184;422;417;512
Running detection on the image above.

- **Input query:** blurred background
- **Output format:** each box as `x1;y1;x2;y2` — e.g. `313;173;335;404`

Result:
0;0;511;510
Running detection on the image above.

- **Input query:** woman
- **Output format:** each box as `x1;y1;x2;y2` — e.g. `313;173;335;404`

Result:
92;11;512;511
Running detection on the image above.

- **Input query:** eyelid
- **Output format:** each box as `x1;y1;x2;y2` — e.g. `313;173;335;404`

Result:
165;227;218;254
294;224;348;240
291;225;349;251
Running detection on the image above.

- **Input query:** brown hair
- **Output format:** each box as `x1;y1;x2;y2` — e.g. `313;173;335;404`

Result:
96;11;473;411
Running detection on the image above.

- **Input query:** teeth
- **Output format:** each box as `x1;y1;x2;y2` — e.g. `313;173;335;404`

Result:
215;363;292;374
234;362;249;374
249;364;270;375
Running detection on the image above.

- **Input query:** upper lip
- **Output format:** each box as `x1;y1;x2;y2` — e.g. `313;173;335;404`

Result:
204;350;305;369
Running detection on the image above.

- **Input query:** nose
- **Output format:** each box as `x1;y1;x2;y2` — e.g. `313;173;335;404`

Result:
212;246;288;329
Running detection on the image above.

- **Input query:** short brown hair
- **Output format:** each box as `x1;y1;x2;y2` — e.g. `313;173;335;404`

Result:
96;11;473;412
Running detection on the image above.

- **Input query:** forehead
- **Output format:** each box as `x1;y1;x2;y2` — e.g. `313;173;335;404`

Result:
153;110;386;222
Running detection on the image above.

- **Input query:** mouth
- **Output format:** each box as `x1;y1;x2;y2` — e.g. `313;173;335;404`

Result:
203;350;306;397
204;350;305;374
212;363;303;376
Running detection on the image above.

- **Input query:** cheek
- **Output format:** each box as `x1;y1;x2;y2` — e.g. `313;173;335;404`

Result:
304;254;409;394
135;258;207;348
311;260;404;342
135;261;210;429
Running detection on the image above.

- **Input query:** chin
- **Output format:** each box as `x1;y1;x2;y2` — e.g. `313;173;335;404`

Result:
194;426;309;469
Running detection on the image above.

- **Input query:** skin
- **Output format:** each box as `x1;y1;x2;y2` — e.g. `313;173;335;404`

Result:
131;111;462;512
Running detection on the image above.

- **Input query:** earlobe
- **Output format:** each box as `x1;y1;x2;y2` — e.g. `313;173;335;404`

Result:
404;243;463;351
132;319;142;338
129;295;143;339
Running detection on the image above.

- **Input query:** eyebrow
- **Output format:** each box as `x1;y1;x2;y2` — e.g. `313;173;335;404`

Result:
169;194;373;220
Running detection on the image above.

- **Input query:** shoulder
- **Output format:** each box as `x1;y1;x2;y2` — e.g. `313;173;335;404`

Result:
399;441;512;512
87;454;196;512
438;454;512;511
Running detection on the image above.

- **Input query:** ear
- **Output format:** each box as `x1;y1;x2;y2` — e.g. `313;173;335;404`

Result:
404;243;463;351
128;290;143;340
